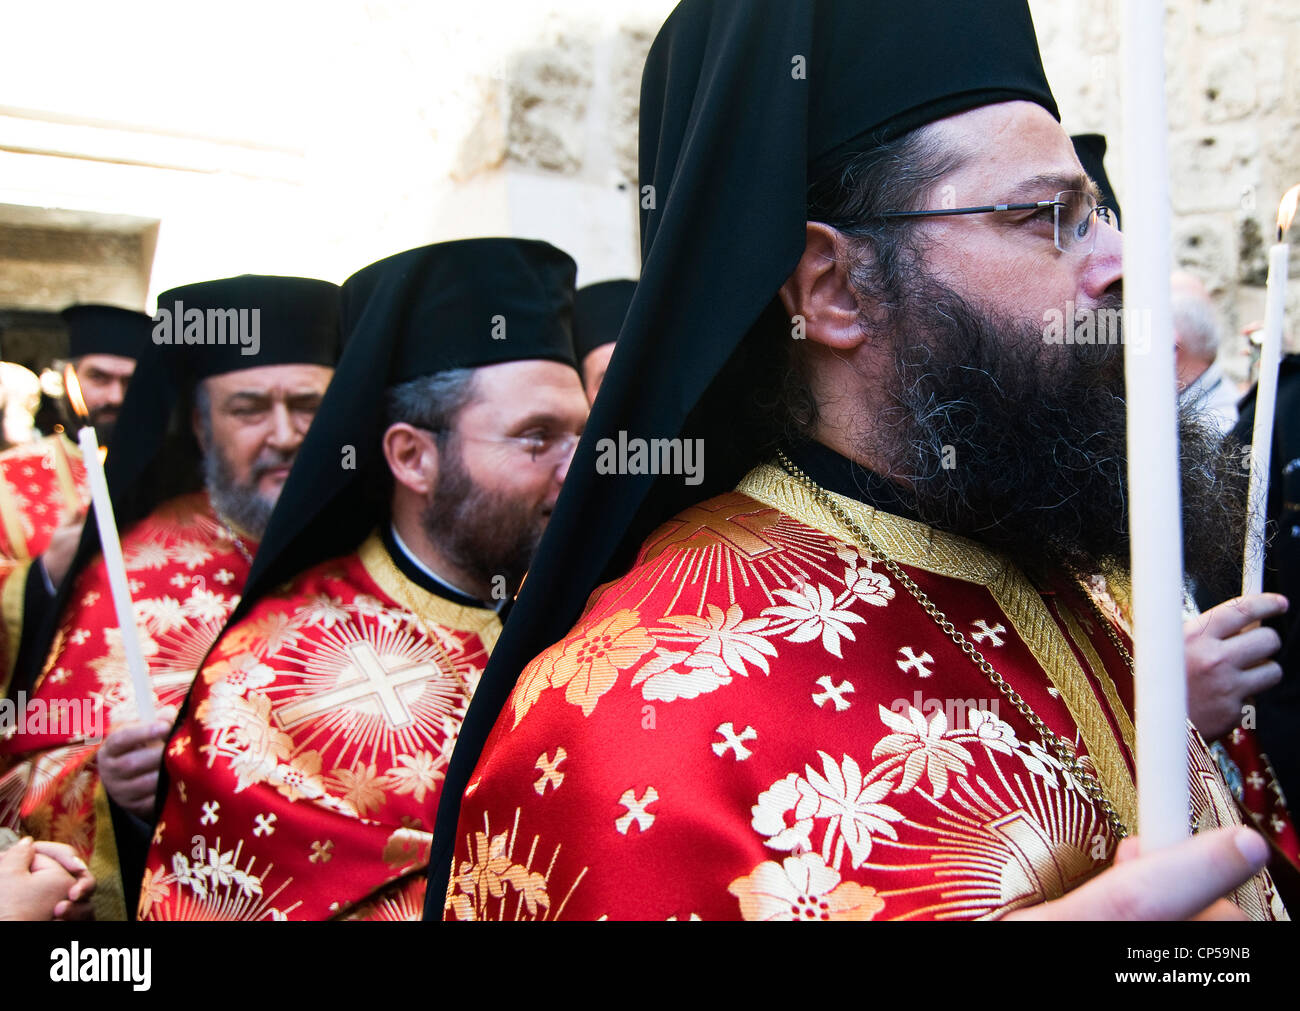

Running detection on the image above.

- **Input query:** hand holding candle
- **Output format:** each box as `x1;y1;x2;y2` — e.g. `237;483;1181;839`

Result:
1243;185;1299;597
63;365;155;723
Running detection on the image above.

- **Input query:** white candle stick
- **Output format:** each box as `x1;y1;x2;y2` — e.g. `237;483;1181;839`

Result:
1243;186;1299;597
1122;0;1189;851
76;424;155;723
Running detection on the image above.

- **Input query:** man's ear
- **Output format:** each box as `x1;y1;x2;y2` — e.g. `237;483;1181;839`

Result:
777;222;869;351
383;423;438;496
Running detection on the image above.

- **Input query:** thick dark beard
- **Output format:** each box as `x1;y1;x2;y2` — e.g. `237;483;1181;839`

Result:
89;409;117;448
421;438;546;597
60;401;117;447
858;275;1248;598
203;443;291;540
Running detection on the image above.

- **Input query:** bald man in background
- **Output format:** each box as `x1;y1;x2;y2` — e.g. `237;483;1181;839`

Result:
1173;271;1238;435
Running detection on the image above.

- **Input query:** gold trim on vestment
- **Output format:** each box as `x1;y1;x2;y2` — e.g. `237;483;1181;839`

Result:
1056;601;1137;757
51;434;83;516
737;462;1138;833
737;464;1002;583
0;470;30;561
89;782;127;921
357;533;503;652
1;558;31;691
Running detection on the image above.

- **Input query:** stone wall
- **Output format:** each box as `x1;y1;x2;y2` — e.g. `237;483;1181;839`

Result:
1032;0;1300;380
0;0;1294;385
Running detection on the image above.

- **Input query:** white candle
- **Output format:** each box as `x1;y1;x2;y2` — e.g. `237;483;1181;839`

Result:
1243;188;1298;596
76;424;155;723
1122;0;1190;851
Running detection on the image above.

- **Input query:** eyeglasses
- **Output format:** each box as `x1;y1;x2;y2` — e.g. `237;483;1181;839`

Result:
876;190;1116;255
435;429;581;466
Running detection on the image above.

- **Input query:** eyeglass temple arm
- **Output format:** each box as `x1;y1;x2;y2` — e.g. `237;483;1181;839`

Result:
877;200;1059;220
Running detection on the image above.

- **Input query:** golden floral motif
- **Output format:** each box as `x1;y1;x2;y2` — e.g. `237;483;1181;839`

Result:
382;825;432;870
449;829;551;920
512;609;657;725
218;610;303;659
631;603;778;704
385;752;442;803
728;852;885;921
873;704;976;797
762;583;866;659
328;761;387;816
752;753;904;869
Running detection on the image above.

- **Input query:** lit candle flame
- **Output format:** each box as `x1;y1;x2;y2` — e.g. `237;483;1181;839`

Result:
1279;184;1300;241
62;365;107;461
63;363;89;421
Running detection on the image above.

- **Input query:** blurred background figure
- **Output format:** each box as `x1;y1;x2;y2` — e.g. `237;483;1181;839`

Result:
57;304;148;446
0;362;41;448
573;279;635;404
1172;271;1238;435
0;275;340;921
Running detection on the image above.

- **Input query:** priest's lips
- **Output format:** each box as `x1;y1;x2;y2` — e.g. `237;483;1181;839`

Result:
253;460;294;490
87;407;119;428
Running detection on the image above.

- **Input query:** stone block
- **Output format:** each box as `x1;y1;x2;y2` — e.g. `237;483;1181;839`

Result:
505;34;595;174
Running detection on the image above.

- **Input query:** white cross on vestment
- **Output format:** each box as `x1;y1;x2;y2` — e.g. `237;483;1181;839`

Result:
534;747;567;795
970;620;1006;647
812;675;854;711
276;641;442;731
897;646;934;678
615;786;659;835
712;722;757;760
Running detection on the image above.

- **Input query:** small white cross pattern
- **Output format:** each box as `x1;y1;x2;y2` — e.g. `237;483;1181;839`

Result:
812;675;854;711
970;620;1006;647
615;786;659;835
712;722;757;761
534;747;567;795
897;646;934;678
199;800;220;825
253;813;277;837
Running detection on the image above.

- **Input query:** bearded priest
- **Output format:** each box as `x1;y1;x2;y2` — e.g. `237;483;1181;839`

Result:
432;0;1288;922
0;275;339;919
139;239;588;921
0;305;151;680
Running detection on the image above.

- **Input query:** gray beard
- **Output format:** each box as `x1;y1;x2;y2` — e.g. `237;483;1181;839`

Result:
203;445;279;539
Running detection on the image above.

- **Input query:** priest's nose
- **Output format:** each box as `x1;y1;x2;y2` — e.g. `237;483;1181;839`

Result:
1082;215;1123;304
554;438;579;486
267;401;301;452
